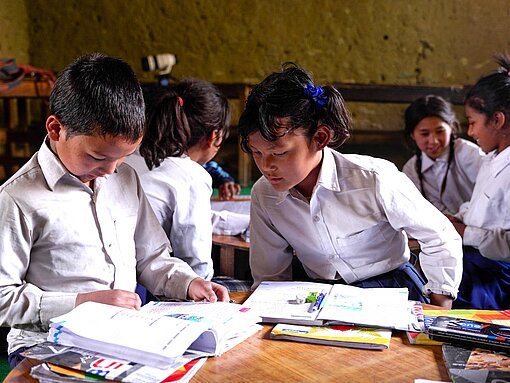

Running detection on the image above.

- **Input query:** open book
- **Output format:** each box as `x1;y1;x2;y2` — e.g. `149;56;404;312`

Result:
242;281;422;331
47;301;262;369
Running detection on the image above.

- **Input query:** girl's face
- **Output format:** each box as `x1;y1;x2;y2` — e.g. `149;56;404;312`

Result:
465;105;499;153
410;116;452;160
248;125;325;197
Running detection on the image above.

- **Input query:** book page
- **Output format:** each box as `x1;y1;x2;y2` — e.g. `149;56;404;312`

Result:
48;302;211;368
317;284;417;330
241;281;333;323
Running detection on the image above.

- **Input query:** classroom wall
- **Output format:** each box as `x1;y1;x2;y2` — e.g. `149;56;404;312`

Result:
1;0;510;178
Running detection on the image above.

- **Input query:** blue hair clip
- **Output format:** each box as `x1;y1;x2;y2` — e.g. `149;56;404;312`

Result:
304;84;328;108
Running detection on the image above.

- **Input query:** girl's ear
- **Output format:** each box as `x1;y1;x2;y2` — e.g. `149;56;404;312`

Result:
46;115;64;141
492;111;507;130
206;129;222;148
312;125;332;150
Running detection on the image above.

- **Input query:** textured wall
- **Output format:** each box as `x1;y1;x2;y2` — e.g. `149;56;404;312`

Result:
20;0;510;85
0;0;29;63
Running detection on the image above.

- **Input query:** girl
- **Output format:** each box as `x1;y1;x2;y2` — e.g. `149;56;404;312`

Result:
403;95;484;215
125;79;232;280
238;63;463;308
449;54;510;310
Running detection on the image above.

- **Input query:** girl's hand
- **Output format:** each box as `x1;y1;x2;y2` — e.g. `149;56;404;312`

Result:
75;289;142;310
219;181;241;200
429;293;453;309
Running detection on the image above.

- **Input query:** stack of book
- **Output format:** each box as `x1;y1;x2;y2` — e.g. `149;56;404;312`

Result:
29;300;262;382
242;281;424;350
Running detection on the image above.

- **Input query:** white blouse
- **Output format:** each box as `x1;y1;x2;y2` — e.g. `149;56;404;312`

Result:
403;138;484;215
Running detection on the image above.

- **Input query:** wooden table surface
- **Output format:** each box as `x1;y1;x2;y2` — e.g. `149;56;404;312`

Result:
5;292;449;383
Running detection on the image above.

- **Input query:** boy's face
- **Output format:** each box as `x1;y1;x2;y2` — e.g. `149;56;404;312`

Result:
47;117;141;184
248;122;326;197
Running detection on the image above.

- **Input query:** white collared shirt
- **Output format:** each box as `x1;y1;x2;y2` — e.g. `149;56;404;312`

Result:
403;138;484;215
456;146;510;261
250;147;463;298
125;152;215;280
0;140;197;353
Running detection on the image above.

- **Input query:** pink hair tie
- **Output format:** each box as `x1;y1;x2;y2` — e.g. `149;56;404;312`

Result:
177;96;184;106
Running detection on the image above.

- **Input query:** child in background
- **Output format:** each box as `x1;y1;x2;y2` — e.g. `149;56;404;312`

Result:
125;79;248;280
448;54;510;310
204;160;241;199
0;54;228;368
237;63;463;308
403;95;484;215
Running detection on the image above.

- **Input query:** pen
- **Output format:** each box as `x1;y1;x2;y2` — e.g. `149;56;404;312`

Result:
308;290;327;313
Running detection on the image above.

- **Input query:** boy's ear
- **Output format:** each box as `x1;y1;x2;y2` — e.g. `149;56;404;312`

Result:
46;115;64;141
313;125;332;150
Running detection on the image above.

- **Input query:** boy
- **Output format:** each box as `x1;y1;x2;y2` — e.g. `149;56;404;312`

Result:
0;53;228;367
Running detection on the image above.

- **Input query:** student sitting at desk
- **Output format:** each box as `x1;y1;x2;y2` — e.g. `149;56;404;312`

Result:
125;79;248;280
448;53;510;310
204;160;241;200
0;54;228;368
237;63;463;308
403;95;484;215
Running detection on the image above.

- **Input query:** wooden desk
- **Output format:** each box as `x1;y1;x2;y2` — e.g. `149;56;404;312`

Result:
5;293;449;383
212;234;249;277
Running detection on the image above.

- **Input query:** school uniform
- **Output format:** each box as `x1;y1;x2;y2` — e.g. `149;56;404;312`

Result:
0;139;198;355
403;138;484;215
250;147;463;301
126;152;215;280
453;147;510;309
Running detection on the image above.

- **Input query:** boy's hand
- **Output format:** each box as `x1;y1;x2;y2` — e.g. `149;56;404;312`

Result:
75;289;142;310
187;278;230;302
218;181;241;200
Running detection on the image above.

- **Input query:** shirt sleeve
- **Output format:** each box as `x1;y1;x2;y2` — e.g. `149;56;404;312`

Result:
135;179;201;296
249;183;294;288
0;191;78;332
463;225;510;262
376;167;463;298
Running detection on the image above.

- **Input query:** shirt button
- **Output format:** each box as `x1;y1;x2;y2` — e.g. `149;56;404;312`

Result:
313;216;320;222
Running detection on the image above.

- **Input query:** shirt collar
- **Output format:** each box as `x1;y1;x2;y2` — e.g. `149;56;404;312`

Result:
276;147;339;204
490;146;510;176
37;137;72;190
420;149;449;173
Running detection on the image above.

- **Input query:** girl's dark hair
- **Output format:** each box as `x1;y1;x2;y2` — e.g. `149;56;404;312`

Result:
140;78;231;169
465;53;510;121
403;95;459;200
49;53;145;143
238;63;351;152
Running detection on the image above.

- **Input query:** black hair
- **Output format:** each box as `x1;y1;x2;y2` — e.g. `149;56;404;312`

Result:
403;95;459;199
139;78;231;169
238;63;351;153
465;53;510;122
49;53;145;143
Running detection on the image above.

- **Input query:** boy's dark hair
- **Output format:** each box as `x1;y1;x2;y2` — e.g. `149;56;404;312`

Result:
140;78;231;169
238;63;351;153
465;53;510;122
404;95;459;200
49;53;145;143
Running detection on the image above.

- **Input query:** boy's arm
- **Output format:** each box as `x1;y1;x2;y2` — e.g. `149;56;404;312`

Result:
0;192;77;331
